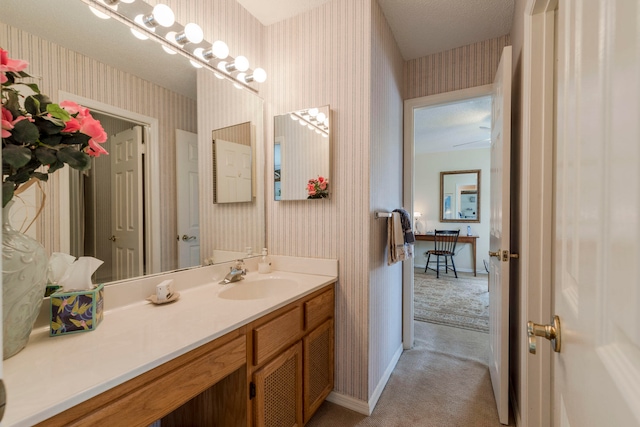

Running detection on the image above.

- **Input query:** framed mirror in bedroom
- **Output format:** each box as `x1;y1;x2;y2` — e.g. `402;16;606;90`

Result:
440;169;481;223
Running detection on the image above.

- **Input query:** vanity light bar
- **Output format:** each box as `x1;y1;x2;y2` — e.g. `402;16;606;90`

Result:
81;0;266;93
289;110;329;136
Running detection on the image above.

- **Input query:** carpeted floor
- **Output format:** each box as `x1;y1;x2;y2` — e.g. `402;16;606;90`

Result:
414;268;490;333
307;321;510;426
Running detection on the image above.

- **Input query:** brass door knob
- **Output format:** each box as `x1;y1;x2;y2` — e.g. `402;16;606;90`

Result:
527;315;561;354
108;235;116;242
488;250;501;259
182;235;196;241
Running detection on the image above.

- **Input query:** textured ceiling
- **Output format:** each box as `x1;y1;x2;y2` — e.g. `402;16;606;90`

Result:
414;96;492;154
238;0;514;60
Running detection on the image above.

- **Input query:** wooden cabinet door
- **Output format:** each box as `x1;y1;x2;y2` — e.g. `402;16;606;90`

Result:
303;319;334;423
253;342;303;427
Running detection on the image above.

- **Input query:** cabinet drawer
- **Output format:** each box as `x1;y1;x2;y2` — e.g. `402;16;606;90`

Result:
253;306;303;366
304;287;334;331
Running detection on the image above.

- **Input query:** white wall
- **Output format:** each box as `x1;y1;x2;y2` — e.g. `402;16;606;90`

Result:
414;147;490;273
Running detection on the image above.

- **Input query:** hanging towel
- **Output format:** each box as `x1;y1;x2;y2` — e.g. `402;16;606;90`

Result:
388;212;413;265
392;208;416;244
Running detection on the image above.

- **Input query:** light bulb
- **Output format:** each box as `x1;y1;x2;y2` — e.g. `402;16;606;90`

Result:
211;41;229;59
251;67;267;83
217;61;229;74
161;44;177;55
150;4;175;27
316;112;326;122
194;47;206;60
181;23;204;44
235;56;249;72
131;15;151;39
308;108;319;117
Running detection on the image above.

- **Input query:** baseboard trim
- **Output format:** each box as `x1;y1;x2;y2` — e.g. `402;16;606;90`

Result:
415;264;485;275
327;343;404;416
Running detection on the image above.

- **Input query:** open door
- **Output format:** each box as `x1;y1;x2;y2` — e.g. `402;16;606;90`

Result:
110;126;144;281
176;129;200;269
550;1;640;425
488;45;512;425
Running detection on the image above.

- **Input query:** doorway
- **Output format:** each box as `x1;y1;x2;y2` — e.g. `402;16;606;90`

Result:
402;84;493;346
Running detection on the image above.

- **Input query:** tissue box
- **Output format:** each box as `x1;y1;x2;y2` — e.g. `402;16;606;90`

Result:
49;284;104;336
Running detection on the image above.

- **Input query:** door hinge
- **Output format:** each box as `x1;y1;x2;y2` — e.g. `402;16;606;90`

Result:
249;382;256;400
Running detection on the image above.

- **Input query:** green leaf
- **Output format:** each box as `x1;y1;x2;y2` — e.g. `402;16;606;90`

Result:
2;145;32;169
34;116;63;136
24;95;40;116
10;119;39;144
2;182;16;208
46;104;71;122
23;83;40;94
3;90;21;116
57;147;90;171
47;160;65;174
35;147;58;165
60;132;90;146
40;134;62;147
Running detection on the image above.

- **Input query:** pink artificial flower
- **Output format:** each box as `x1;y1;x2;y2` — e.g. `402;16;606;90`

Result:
319;181;327;191
0;48;29;84
62;117;81;133
87;139;109;157
79;115;107;144
60;100;89;119
2;107;14;138
318;176;325;183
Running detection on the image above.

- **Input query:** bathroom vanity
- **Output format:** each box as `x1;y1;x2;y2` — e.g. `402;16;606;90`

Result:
3;258;337;427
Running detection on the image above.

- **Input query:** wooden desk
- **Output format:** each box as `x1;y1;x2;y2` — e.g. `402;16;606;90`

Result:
415;233;479;276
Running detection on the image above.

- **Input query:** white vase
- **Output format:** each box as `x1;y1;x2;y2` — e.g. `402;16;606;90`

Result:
2;200;48;359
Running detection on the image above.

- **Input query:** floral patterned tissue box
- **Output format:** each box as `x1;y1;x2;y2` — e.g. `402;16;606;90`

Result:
49;284;104;336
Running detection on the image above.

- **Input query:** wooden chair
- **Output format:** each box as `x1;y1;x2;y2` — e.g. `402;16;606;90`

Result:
424;230;460;278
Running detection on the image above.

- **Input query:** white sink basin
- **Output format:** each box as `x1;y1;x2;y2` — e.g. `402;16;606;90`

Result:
218;278;300;300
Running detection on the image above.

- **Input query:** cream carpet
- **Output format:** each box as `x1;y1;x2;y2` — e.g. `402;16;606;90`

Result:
307;321;510;426
414;269;489;333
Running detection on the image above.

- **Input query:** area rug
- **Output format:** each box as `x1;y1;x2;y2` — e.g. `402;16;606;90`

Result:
414;269;489;333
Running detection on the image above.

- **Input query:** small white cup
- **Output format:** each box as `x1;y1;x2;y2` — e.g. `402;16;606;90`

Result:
156;281;173;302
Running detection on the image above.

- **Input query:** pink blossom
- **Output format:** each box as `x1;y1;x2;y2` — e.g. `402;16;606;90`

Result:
60;100;89;119
318;176;325;183
2;107;14;138
79;115;107;144
0;48;29;84
62;117;81;133
319;181;327;191
87;139;109;157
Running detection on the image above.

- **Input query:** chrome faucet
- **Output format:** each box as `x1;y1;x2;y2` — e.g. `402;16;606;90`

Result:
219;259;247;284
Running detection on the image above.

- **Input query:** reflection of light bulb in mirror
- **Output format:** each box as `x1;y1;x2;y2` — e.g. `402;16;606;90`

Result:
299;119;307;126
89;0;115;19
233;82;244;90
161;44;177;55
290;114;298;121
308;108;319;117
322;133;328;138
217;61;229;74
237;73;247;83
324;118;329;126
189;59;203;68
131;15;152;40
316;112;326;122
308;124;314;130
315;129;321;134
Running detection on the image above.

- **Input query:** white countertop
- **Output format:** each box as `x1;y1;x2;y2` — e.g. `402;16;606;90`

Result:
3;256;338;426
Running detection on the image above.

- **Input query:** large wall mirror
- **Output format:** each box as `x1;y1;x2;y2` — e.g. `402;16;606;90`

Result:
440;169;481;223
2;0;265;284
274;105;331;201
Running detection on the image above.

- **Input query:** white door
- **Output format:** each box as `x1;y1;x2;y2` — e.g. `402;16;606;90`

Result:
552;1;640;426
176;129;200;269
488;45;512;425
214;139;252;203
110;126;144;281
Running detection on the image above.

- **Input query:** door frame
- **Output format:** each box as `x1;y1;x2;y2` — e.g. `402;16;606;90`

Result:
517;0;557;426
57;91;161;275
402;84;493;350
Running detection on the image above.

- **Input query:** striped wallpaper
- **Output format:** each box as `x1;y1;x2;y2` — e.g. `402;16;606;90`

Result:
368;0;405;399
263;0;373;401
404;34;511;99
0;22;197;273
